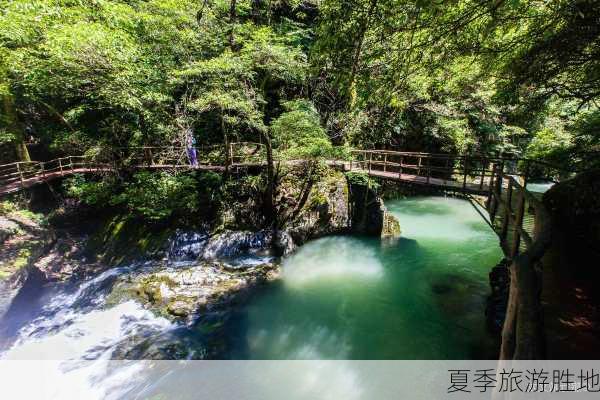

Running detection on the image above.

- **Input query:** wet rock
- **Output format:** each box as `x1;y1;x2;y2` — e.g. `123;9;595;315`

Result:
382;211;401;238
167;299;196;317
486;258;510;333
0;217;20;244
168;230;209;262
131;261;280;322
202;230;273;259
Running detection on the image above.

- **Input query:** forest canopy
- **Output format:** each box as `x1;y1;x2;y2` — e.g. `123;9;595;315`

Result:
1;0;598;170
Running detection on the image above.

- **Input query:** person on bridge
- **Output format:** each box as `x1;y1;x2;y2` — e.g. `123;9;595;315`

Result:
187;132;198;167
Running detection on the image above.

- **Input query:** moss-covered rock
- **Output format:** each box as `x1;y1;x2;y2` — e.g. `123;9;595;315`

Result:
84;215;174;265
0;217;20;244
346;171;400;237
124;261;280;322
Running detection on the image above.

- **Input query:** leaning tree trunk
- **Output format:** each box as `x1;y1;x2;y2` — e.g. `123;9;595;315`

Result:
499;194;552;359
259;130;276;225
2;94;30;162
228;0;237;49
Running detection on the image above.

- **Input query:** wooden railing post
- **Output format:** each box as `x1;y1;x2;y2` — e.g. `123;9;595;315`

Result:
144;148;153;166
417;155;422;176
511;185;526;257
59;158;63;175
40;163;46;180
383;153;387;172
521;160;530;188
368;152;372;173
479;158;486;190
487;163;497;221
16;163;24;186
70;156;75;172
462;155;469;190
500;178;513;243
399;155;404;177
490;166;504;228
426;156;431;184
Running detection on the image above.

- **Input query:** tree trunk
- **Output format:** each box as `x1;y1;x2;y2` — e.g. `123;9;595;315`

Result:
2;94;30;162
348;0;379;109
221;114;230;176
251;0;263;23
262;131;275;226
229;0;237;49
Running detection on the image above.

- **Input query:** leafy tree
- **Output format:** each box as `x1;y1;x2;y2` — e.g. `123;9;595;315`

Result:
111;172;199;221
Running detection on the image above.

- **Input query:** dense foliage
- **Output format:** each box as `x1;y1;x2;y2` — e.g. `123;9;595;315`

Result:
2;0;599;221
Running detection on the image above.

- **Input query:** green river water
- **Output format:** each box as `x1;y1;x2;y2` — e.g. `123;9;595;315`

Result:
224;196;503;359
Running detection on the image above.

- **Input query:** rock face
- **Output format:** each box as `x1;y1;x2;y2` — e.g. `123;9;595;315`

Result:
486;258;510;333
346;172;401;237
0;217;20;244
285;174;351;246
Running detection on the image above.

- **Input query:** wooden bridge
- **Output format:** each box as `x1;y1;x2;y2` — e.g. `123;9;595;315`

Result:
348;149;564;257
0;142;266;196
0;144;569;359
1;144;562;258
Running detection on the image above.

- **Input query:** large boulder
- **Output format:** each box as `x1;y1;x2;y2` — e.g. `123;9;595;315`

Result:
126;261;279;322
286;173;351;244
0;217;19;244
346;172;401;237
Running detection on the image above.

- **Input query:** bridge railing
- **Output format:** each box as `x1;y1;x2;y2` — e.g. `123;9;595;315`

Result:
0;156;116;194
1;143;270;194
488;172;554;360
349;150;508;193
107;143;266;168
348;150;571;194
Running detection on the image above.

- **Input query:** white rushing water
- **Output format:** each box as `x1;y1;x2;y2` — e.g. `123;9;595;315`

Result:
0;266;179;399
282;236;384;287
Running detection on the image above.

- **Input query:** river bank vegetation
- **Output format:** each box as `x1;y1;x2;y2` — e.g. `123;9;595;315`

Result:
1;0;600;365
2;1;599;186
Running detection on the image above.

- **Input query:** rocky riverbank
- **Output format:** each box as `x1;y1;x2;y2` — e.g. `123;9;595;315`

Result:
1;168;401;331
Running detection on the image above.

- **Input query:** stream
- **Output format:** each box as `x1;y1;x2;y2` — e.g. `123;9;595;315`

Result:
0;196;503;396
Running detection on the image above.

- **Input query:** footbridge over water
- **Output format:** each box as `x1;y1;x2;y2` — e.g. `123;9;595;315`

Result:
1;144;562;260
0;143;571;359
